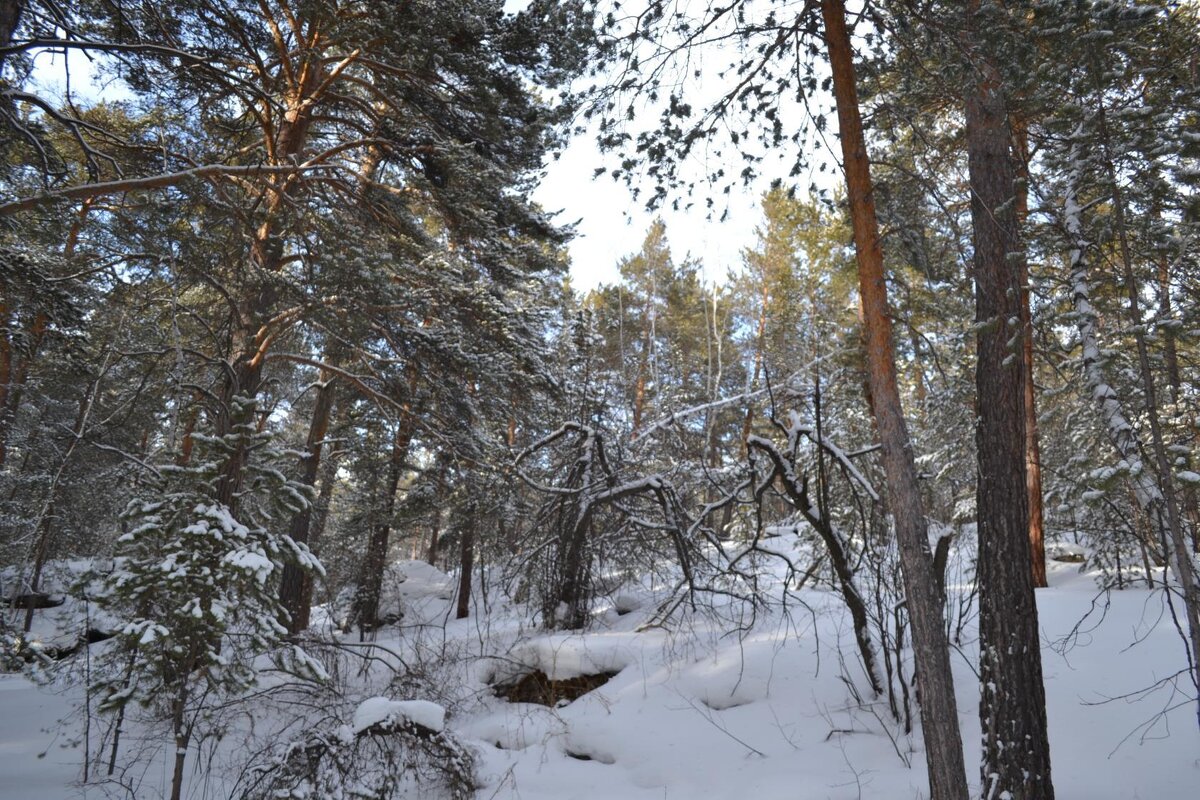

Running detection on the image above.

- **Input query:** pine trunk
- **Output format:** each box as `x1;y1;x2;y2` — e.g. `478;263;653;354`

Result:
820;4;969;798
964;6;1054;795
279;365;338;634
354;412;418;635
0;0;20;71
456;504;475;620
1157;249;1200;550
1014;119;1048;588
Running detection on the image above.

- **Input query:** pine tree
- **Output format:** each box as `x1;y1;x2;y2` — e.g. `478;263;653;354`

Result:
95;395;322;800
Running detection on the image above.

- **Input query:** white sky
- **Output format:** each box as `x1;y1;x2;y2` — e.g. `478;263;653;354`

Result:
534;131;769;289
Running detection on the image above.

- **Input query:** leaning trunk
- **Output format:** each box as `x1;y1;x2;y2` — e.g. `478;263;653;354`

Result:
820;4;969;798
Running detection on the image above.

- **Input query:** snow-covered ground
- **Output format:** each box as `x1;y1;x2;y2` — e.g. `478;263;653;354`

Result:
2;553;1198;799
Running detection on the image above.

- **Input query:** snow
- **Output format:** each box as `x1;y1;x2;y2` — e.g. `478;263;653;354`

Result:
353;697;446;734
1045;540;1087;562
3;550;1199;799
0;675;79;796
491;631;641;685
222;547;275;583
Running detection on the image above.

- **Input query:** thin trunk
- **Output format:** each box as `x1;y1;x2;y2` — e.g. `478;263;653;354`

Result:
749;435;884;696
631;327;651;433
1014;119;1048;588
0;293;9;476
279;365;338;634
0;310;47;469
106;704;125;776
503;418;521;553
22;344;112;632
909;326;928;407
1095;103;1200;723
740;288;769;452
168;680;191;800
428;461;447;565
456;503;475;620
964;4;1054;795
820;4;969;798
354;409;418;634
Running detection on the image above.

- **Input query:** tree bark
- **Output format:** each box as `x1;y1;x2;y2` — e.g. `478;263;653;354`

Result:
0;0;22;73
214;33;328;513
1013;119;1048;588
820;4;969;798
1156;249;1200;550
963;5;1054;795
631;326;651;433
456;503;476;620
428;459;447;565
0;310;47;470
739;285;769;453
279;365;338;634
354;385;420;635
0;298;10;468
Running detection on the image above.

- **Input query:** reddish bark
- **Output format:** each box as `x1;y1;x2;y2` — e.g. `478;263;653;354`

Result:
1014;120;1048;588
821;4;969;798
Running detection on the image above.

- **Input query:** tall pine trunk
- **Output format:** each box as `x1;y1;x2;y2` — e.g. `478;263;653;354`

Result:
820;4;969;798
456;502;476;620
1156;250;1200;550
963;4;1054;795
354;393;420;634
1014;120;1048;588
279;363;338;634
214;43;325;512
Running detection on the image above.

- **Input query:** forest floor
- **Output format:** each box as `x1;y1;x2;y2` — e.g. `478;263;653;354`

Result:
2;540;1198;799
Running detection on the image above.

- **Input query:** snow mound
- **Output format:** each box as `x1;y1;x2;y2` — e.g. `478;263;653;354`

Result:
1045;540;1087;563
457;705;564;751
352;697;445;734
388;559;454;600
680;644;773;710
612;592;645;615
496;633;638;684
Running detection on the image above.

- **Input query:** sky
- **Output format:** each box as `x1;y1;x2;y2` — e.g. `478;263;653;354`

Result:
533;127;770;290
